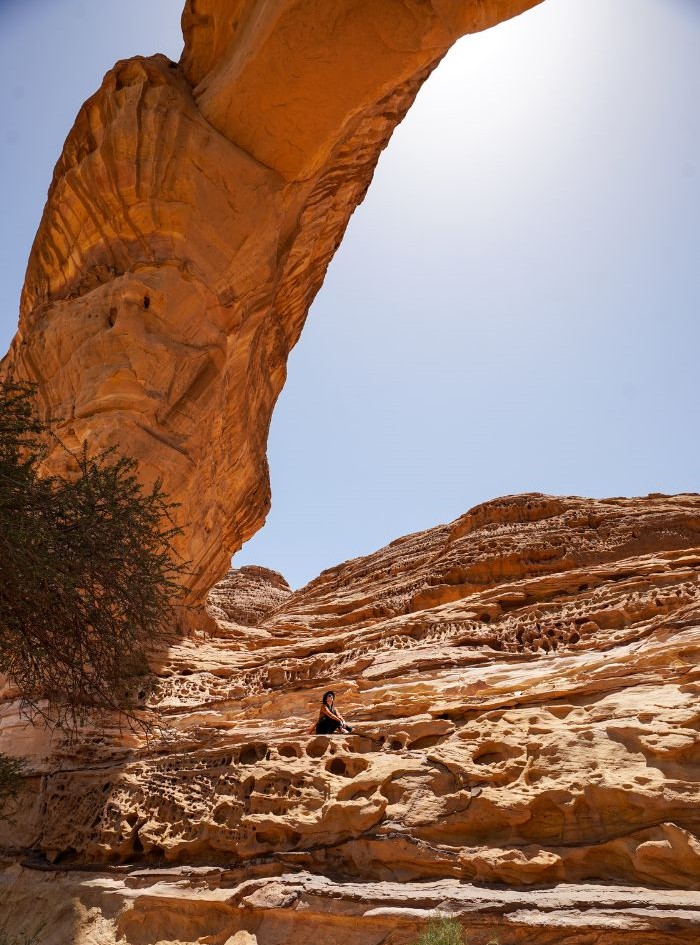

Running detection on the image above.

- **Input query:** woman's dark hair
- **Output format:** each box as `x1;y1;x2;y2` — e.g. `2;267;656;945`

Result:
322;690;335;706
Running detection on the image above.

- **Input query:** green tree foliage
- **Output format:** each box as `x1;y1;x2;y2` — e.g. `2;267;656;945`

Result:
0;379;186;729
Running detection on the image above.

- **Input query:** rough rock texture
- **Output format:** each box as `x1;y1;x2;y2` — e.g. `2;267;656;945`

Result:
207;566;292;632
1;493;699;943
0;0;542;619
1;2;698;942
1;867;699;945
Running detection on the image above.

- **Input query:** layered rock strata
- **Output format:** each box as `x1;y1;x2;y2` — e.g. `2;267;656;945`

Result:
1;4;697;942
0;0;542;617
1;493;699;943
207;566;292;633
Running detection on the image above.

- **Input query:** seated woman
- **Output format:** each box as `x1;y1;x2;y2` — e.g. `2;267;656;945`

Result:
311;690;352;735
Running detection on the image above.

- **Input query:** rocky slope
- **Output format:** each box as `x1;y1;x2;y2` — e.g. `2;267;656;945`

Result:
1;493;699;943
0;0;541;623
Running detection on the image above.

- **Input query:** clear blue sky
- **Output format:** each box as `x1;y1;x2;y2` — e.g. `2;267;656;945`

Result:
1;0;698;589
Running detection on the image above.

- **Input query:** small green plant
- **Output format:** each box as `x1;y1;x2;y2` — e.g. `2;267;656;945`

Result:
0;378;187;730
411;918;498;945
413;919;466;945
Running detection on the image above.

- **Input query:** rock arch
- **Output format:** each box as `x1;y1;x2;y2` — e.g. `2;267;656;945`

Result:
1;0;542;622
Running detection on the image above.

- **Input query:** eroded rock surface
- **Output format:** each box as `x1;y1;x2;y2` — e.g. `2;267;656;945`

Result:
1;2;697;942
207;566;292;632
1;493;699;943
0;0;541;618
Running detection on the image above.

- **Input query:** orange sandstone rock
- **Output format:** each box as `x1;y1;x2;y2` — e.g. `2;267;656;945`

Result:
1;2;698;943
1;0;542;619
1;493;699;943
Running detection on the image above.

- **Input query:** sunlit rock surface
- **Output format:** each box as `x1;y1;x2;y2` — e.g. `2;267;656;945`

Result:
1;1;697;941
1;493;699;943
207;565;292;634
0;0;541;620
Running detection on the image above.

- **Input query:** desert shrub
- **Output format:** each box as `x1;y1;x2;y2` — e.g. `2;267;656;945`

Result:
411;918;498;945
0;379;186;729
413;919;466;945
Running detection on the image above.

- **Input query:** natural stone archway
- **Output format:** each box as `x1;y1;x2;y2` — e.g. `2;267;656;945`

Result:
0;0;543;623
3;11;700;944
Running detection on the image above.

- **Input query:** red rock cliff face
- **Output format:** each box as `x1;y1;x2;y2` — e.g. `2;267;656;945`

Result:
1;0;542;618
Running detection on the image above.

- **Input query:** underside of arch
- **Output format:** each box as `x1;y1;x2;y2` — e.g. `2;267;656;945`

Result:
1;0;543;623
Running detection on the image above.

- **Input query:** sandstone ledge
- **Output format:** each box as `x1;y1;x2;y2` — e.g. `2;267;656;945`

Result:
1;865;699;945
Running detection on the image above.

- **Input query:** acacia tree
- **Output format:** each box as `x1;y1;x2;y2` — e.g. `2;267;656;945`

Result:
0;379;186;729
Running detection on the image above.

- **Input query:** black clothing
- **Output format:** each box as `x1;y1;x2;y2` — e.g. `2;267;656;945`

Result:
315;713;342;735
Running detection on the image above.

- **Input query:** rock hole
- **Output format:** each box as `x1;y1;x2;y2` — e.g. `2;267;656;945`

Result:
255;828;283;846
327;757;348;776
53;847;77;865
108;307;117;327
239;744;264;765
278;745;299;759
473;749;505;765
409;734;443;750
143;295;150;309
306;738;328;759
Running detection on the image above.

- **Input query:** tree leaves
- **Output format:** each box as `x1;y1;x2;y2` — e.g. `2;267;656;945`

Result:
0;379;187;731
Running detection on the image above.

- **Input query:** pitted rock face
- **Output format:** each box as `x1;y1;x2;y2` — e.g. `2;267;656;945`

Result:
2;493;699;945
207;566;292;629
1;2;698;943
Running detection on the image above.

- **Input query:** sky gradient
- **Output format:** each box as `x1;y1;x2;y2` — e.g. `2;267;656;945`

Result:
1;0;698;588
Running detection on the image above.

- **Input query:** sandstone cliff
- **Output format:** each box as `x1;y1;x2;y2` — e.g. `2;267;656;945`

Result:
1;493;699;943
1;2;698;943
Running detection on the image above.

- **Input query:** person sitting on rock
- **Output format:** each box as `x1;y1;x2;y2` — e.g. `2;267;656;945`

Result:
311;690;352;735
